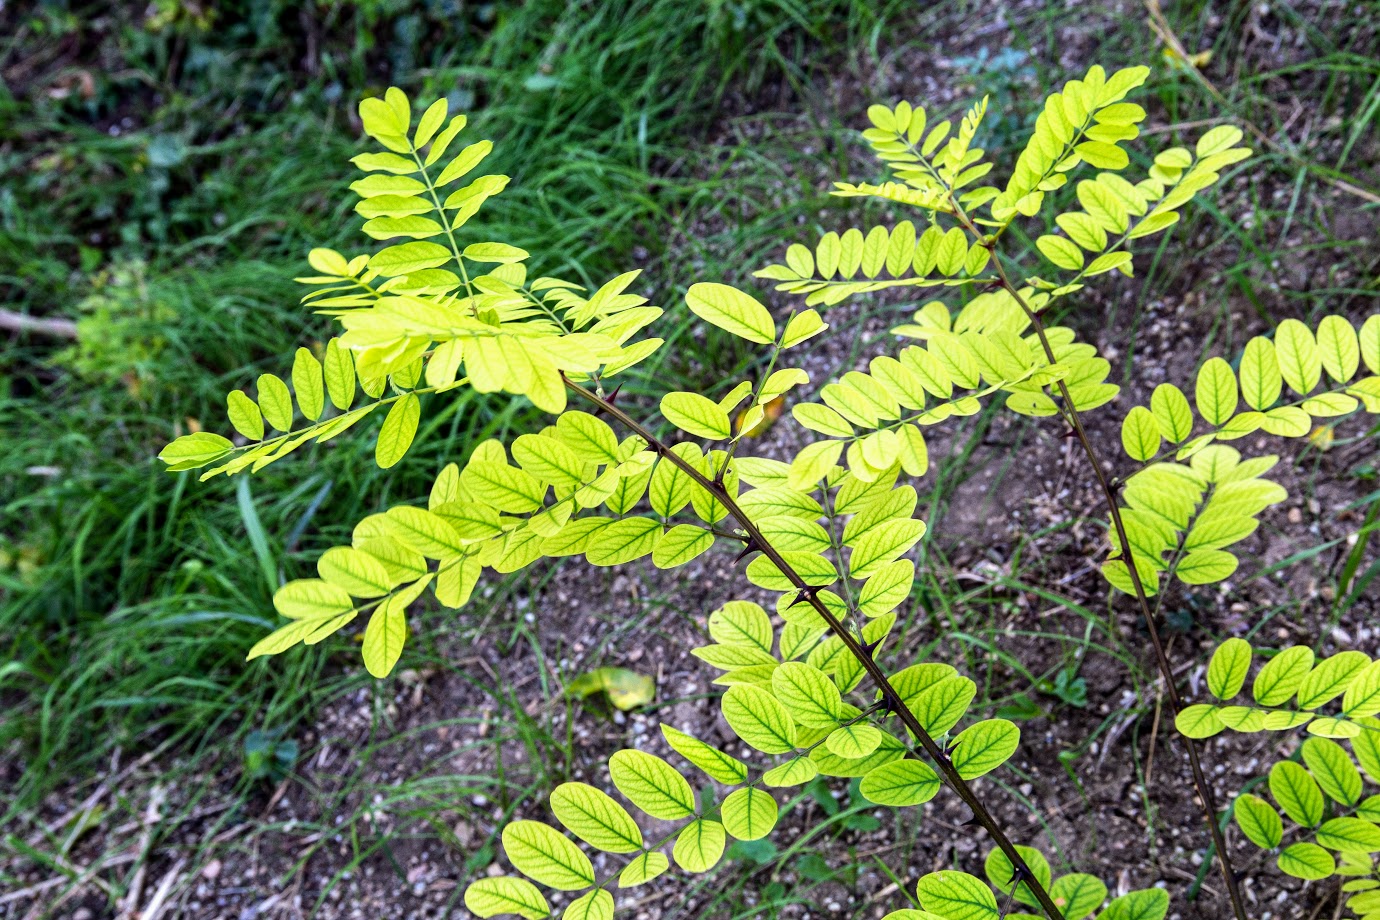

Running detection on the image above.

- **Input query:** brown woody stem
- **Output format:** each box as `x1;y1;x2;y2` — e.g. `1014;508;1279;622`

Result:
564;376;1068;920
989;268;1249;920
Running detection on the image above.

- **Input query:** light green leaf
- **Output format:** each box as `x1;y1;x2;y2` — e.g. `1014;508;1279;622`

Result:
684;283;776;345
257;374;294;432
950;719;1020;779
1317;315;1360;383
608;750;695;820
1240;336;1282;410
722;684;798;754
376;392;421;469
1120;405;1159;461
1049;873;1107;920
550;782;643;853
324;339;356;410
227;390;265;440
618;852;669;888
362;591;409;678
859;759;941;807
1271;760;1324;827
781;309;828;348
1317;817;1380;853
1150;383;1194;443
317;546;394;597
1275;318;1323;396
464;242;529;263
463;877;550;920
721;787;778;840
673;818;726;873
1303;737;1362;805
1100;889;1169;920
661;392;732;439
912;676;976;736
916;870;998;920
368;241;453;276
651;524;714;569
1233;793;1283;849
771;661;842;727
826;722;882;759
1207;637;1252;700
585;517;661;566
1176;549;1238;585
1277;842;1335;880
660;725;747;784
1175;703;1224;739
501;820;595;891
762;756;818;787
1343;660;1380;718
1298;651;1370;709
563;890;612;920
273;578;355;619
1194;357;1238;426
1254;646;1314;707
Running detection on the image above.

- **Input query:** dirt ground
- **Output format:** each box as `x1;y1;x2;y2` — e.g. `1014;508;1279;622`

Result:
7;2;1380;919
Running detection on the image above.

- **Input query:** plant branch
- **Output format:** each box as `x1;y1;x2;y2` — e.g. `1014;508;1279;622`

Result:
562;375;1068;920
987;262;1249;920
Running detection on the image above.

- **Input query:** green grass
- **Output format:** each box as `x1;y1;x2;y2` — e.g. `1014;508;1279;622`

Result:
3;0;1379;914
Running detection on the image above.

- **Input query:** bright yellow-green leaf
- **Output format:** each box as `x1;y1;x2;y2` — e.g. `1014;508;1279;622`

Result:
660;724;747;784
721;787;778;840
463;877;550;920
563;890;612;920
550;782;643;853
317;546;394;597
673;818;725;873
618;852;669;888
608;750;695;820
1150;383;1194;443
1277;842;1335;880
375;393;420;469
722;684;797;754
1271;760;1324;827
661;392;732;439
950;719;1020;779
1194;357;1238;425
684;283;776;345
501;820;595;891
1120;405;1159;461
1175;703;1224;739
1234;793;1282;849
1207;637;1252;700
257;374;294;432
859;759;941;806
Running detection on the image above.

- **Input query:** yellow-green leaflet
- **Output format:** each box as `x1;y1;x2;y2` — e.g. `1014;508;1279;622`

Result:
661;391;731;439
563;890;613;920
917;870;998;919
949;719;1020;779
608;750;695;820
684;282;775;344
317;546;394;597
1234;793;1283;849
659;725;747;784
672;818;726;873
549;782;642;853
463;877;549;920
376;392;420;469
859;759;941;806
1207;637;1252;700
257;373;294;432
292;347;325;421
227;390;264;440
721;684;798;754
618;852;669;888
721;788;779;840
500;820;595;890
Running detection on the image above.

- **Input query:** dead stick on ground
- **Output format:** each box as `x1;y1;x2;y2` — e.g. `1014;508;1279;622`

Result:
0;308;79;339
